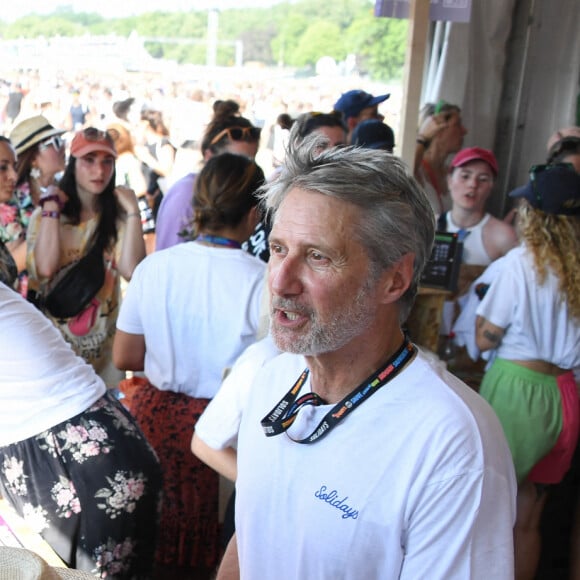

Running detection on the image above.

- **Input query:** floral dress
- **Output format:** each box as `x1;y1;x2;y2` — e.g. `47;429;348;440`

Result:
0;390;162;578
0;182;35;296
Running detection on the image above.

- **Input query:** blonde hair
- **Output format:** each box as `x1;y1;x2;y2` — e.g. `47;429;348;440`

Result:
517;201;580;318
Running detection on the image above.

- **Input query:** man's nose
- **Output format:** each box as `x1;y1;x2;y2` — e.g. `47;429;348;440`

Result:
269;255;303;297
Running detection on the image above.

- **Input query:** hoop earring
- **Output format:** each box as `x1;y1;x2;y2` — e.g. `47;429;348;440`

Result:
30;167;41;180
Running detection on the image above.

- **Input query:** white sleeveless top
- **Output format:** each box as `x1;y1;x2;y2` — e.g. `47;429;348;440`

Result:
446;213;492;266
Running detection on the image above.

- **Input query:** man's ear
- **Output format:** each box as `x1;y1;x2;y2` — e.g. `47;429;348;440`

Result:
377;253;415;305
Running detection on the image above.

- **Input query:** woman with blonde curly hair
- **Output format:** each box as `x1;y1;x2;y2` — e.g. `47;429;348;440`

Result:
475;163;580;580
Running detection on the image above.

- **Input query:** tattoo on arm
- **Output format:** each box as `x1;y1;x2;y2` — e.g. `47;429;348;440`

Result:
483;329;501;345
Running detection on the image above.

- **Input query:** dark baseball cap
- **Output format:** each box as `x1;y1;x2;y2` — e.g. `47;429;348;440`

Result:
509;163;580;216
333;90;390;120
351;119;395;151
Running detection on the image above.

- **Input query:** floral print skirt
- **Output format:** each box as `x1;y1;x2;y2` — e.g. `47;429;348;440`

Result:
119;377;221;579
0;390;162;579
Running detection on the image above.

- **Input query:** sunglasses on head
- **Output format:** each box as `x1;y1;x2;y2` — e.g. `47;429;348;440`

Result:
529;162;575;209
38;135;64;152
209;126;261;147
83;127;114;144
547;136;580;163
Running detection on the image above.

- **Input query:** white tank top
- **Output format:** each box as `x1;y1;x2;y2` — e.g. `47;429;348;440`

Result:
446;213;492;266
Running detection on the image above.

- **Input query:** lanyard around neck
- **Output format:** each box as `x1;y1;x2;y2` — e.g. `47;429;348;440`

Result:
260;339;416;445
195;234;242;249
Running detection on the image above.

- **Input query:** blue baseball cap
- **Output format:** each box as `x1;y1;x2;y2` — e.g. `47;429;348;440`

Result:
333;90;390;120
509;163;580;216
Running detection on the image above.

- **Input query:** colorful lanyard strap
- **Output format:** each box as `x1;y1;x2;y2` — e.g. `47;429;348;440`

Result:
260;339;416;445
195;234;242;249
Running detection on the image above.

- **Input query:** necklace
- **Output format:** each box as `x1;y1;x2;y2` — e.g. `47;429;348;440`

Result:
261;339;416;444
195;234;242;249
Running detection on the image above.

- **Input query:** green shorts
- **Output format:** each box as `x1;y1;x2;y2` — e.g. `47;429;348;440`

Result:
480;358;579;485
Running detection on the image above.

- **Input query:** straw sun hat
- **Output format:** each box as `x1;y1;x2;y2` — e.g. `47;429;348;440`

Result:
9;115;66;156
0;547;94;579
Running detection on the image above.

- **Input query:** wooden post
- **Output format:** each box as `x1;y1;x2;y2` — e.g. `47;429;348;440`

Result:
399;0;431;170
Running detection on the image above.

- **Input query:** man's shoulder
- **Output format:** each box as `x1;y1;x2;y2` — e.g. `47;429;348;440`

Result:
402;352;504;435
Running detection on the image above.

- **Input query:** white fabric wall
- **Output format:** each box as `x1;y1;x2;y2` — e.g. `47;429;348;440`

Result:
422;0;580;212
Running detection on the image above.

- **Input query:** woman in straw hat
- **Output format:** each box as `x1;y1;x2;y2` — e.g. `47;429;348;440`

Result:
0;116;66;295
25;127;145;388
475;163;580;580
0;282;161;578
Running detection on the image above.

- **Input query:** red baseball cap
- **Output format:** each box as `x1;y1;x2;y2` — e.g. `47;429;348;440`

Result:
70;128;117;159
450;147;498;176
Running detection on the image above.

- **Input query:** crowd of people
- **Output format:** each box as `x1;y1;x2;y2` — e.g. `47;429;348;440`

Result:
0;74;578;580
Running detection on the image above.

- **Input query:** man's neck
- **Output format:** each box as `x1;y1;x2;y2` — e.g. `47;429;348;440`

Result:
305;324;407;404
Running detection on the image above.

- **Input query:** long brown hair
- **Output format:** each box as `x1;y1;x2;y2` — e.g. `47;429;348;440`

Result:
192;153;264;237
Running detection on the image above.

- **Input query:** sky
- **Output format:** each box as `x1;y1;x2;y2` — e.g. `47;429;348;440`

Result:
3;0;283;22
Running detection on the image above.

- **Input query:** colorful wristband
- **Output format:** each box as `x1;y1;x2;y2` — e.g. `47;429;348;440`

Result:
41;210;60;219
39;194;64;210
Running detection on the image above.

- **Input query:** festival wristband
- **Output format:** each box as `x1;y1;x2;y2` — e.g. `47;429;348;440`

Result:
41;210;60;219
39;194;64;210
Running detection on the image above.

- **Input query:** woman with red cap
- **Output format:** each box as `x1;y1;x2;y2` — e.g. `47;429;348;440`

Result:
443;146;517;266
26;128;146;387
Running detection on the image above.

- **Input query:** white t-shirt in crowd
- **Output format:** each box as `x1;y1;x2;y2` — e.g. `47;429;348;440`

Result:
235;351;517;579
195;335;286;450
476;245;580;369
0;283;105;447
116;242;266;399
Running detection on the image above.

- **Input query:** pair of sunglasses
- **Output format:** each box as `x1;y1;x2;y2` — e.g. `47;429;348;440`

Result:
547;136;580;164
528;162;575;209
83;127;115;144
39;135;64;152
209;126;261;147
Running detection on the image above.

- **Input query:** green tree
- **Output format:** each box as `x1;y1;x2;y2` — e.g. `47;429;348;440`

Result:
345;12;407;80
291;21;344;67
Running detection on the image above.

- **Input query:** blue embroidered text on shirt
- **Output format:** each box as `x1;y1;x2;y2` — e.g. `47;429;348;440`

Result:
315;485;359;520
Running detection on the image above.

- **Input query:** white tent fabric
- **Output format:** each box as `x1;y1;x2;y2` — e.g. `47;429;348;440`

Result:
421;0;580;210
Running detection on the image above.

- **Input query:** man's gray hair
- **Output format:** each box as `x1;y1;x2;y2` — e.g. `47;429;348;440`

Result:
260;136;435;321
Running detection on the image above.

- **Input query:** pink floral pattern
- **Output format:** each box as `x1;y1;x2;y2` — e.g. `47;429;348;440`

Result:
95;471;147;519
0;182;34;244
21;503;49;534
51;476;82;519
2;456;27;495
93;537;136;577
0;392;161;577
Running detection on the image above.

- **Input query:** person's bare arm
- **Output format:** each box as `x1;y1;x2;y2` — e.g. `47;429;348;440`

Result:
475;315;505;352
191;433;237;482
114;186;146;281
112;329;145;371
484;218;518;262
413;114;448;176
6;238;26;272
216;534;240;580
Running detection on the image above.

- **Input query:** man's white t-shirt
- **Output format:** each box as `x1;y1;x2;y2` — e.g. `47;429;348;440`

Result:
234;351;517;579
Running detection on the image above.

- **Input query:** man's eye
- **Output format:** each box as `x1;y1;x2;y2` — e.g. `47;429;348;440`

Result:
309;251;328;263
269;243;284;255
